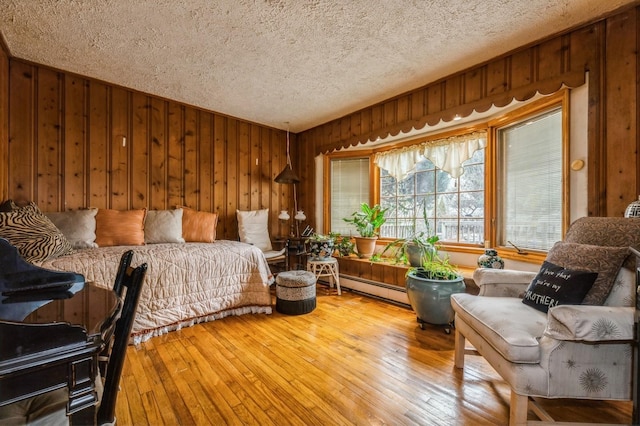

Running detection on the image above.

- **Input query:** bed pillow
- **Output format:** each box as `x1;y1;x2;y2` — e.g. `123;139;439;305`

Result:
545;241;630;305
236;209;272;252
522;261;598;313
0;199;17;212
145;209;185;244
45;209;98;249
95;209;146;247
180;207;218;243
0;202;74;264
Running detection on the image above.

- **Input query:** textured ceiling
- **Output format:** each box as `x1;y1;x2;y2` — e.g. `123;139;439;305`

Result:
0;0;636;132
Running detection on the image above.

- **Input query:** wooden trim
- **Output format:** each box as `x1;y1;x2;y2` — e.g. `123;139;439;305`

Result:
0;36;8;201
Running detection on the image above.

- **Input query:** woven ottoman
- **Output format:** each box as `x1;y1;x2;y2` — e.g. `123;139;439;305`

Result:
275;270;317;315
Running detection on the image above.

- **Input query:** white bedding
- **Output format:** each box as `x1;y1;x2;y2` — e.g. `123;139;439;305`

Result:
41;240;273;343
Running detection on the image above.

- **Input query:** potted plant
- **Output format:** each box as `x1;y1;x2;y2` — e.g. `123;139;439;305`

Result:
380;212;439;267
333;233;355;257
307;232;336;260
405;239;465;333
342;203;388;258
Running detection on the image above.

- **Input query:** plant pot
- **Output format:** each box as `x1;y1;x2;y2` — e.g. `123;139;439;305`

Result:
354;236;377;258
405;271;465;329
308;239;335;260
405;242;424;267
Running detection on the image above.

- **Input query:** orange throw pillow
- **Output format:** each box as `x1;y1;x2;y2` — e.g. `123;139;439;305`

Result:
181;207;218;243
95;209;146;247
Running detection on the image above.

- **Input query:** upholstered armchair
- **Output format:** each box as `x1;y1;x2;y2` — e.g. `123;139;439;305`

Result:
451;217;640;425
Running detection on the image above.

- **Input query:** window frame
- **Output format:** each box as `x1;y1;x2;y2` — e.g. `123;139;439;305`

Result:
487;91;569;262
324;90;570;264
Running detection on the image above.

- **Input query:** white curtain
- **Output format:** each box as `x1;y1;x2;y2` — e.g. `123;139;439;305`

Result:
374;131;487;180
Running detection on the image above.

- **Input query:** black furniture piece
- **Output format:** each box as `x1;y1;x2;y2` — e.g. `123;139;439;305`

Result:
98;250;134;376
97;261;147;425
0;237;120;424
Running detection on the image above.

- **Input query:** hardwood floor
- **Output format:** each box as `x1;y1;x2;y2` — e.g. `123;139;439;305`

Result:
116;287;632;425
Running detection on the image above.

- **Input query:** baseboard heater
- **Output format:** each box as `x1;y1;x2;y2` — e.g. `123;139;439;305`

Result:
336;274;411;308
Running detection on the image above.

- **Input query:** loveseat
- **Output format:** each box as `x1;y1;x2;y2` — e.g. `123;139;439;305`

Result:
0;201;274;344
451;217;640;424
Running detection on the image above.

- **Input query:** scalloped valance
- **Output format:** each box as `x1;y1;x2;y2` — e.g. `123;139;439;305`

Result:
374;131;487;179
311;69;586;156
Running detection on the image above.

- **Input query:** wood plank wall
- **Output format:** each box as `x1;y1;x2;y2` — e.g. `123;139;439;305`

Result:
3;61;298;240
0;36;8;202
0;5;639;236
298;6;640;219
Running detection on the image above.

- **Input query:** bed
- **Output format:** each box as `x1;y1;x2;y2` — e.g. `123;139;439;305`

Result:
41;240;274;344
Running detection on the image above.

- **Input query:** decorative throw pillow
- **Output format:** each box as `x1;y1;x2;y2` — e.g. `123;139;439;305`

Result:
236;209;272;252
0;202;74;264
546;241;630;305
180;207;218;243
145;209;185;244
95;209;146;247
522;261;598;313
45;209;98;249
0;199;17;212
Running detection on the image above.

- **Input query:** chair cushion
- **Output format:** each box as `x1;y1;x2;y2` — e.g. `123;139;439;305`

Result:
451;293;547;363
237;209;272;252
546;242;629;305
522;261;597;313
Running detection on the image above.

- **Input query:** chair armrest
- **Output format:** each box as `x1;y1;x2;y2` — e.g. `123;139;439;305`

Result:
544;305;634;342
473;268;537;297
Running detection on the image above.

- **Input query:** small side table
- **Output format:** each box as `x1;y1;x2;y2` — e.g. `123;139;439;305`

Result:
307;257;341;295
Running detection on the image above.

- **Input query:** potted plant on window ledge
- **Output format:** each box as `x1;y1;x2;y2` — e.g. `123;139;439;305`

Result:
342;203;388;258
380;206;438;267
307;232;337;260
405;241;465;333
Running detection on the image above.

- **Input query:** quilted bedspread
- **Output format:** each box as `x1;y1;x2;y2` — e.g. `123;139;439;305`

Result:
41;240;273;343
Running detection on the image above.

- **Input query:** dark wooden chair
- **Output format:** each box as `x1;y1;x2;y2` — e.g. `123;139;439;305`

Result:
99;250;134;376
112;250;134;297
97;261;147;425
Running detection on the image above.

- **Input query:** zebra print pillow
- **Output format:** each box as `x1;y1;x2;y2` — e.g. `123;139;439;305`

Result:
0;202;74;264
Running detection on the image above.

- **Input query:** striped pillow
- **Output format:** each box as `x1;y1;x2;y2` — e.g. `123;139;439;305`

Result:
0;202;74;264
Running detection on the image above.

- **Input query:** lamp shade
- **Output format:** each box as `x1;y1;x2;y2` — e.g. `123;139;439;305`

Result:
274;164;300;184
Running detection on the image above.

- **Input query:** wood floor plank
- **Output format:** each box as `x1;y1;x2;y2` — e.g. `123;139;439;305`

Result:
116;290;633;425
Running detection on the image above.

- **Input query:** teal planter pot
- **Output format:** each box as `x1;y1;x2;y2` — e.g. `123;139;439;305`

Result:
405;271;465;333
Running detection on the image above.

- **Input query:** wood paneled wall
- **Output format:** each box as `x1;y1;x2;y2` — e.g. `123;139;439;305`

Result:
4;61;298;240
299;6;640;218
0;36;8;202
1;5;639;236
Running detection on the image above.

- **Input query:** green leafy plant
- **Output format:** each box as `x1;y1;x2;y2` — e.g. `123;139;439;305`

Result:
333;234;355;257
410;255;460;280
342;203;388;237
308;232;337;259
380;204;438;266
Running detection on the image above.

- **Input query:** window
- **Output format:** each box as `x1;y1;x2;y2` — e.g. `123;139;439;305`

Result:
497;107;563;251
379;149;485;244
325;92;568;259
330;158;369;235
